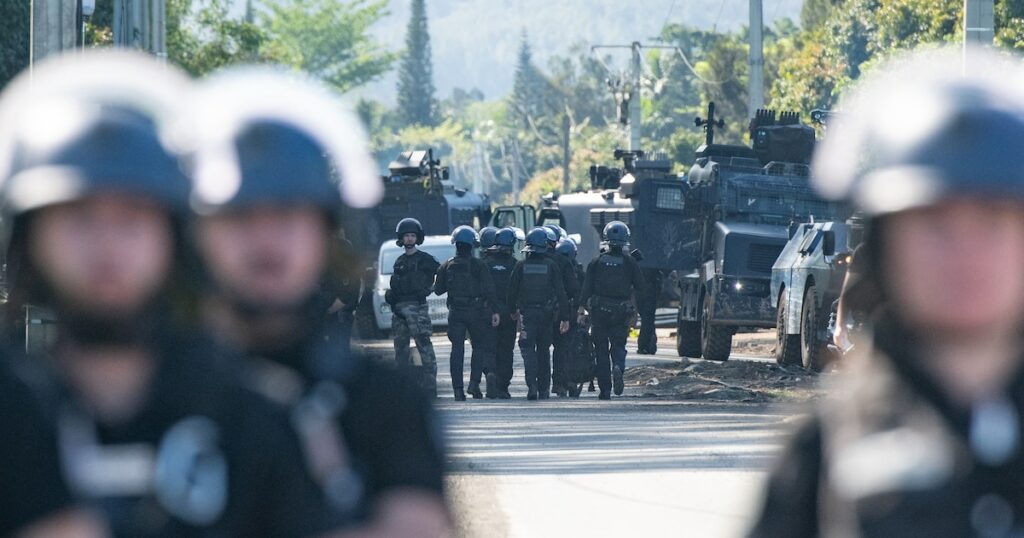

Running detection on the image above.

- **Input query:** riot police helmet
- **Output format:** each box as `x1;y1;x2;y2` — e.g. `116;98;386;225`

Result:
813;47;1024;216
396;217;425;246
524;227;550;253
603;221;630;247
451;225;480;247
495;227;517;248
556;239;577;260
479;226;499;249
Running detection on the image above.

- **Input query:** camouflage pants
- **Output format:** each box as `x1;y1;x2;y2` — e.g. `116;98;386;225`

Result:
392;301;437;373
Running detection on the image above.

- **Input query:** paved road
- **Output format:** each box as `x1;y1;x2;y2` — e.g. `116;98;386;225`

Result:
360;335;804;538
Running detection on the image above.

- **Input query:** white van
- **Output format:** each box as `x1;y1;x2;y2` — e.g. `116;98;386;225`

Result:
372;236;455;334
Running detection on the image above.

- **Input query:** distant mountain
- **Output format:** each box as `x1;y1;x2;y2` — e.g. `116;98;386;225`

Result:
236;0;804;103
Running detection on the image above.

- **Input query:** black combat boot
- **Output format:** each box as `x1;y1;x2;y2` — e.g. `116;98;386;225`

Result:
588;380;596;392
467;380;483;399
598;390;611;400
613;366;624;396
485;373;498;399
454;388;466;401
538;386;550;400
527;385;538;401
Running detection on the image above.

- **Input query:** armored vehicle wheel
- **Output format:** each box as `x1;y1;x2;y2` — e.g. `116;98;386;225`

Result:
701;294;732;362
676;311;702;358
775;291;801;366
800;284;830;372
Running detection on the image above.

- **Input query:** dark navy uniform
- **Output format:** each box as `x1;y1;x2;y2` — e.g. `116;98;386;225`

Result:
508;253;568;399
549;250;581;395
434;252;498;397
580;246;644;397
482;248;518;397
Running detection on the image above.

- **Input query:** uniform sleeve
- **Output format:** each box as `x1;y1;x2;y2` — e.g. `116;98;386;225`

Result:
345;364;447;503
550;261;569;322
561;259;580;302
339;277;361;310
477;259;498;315
747;417;823;538
508;263;523;313
424;256;441;298
389;260;401;296
630;258;646;297
0;368;75;536
579;260;596;307
433;261;448;296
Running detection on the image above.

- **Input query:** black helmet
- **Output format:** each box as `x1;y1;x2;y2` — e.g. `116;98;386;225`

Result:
184;68;382;216
451;225;479;247
813;47;1024;216
556;239;577;260
479;226;499;249
603;221;630;247
524;227;550;253
495;227;517;248
0;51;190;216
396;218;424;246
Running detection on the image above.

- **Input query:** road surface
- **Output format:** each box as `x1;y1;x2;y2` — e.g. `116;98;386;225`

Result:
360;334;807;537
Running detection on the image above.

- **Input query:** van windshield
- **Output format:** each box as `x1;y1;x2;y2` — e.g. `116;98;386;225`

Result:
380;244;456;275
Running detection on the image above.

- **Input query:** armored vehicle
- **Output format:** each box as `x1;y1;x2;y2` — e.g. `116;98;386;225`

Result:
672;104;848;361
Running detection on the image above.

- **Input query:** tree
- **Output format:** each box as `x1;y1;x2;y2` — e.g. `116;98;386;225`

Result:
396;0;437;127
0;0;30;89
261;0;396;92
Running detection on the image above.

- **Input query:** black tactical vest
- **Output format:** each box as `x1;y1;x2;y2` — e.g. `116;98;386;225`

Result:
393;252;435;301
594;252;629;298
483;252;515;303
519;257;554;307
444;256;483;300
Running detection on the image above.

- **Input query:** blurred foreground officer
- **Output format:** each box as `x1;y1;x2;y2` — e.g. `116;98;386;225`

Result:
0;51;329;536
185;68;450;537
481;227;518;398
579;222;643;400
508;228;569;400
434;226;500;400
750;48;1024;537
0;359;108;538
388;218;442;397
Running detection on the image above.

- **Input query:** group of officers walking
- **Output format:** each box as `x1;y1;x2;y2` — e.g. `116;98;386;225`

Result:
0;52;449;537
387;217;644;401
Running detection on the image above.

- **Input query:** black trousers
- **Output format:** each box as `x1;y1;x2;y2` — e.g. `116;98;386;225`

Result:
447;305;495;390
638;269;661;354
590;300;630;392
495;313;517;390
551;318;574;389
518;307;554;392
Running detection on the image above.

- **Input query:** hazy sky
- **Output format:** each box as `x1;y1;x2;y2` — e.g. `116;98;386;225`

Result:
233;0;804;104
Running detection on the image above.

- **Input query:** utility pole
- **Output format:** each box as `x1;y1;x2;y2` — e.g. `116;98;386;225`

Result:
748;0;764;117
963;0;994;72
592;42;677;152
30;0;78;70
629;42;642;151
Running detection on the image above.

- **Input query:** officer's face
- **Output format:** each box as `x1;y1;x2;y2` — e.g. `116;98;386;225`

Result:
402;232;418;248
30;194;173;314
196;205;328;308
882;198;1024;336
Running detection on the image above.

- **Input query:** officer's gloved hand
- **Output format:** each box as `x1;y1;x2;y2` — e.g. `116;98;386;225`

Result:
630;249;644;262
559;321;570;334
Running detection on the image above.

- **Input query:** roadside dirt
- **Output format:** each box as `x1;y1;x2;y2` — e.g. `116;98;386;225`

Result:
625;329;826;403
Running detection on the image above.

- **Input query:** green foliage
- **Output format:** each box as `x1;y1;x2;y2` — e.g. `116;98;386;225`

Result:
397;0;438;126
0;0;30;89
261;0;396;91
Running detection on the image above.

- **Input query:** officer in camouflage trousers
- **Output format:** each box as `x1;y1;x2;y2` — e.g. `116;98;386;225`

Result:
509;228;569;400
482;227;519;399
579;222;644;400
388;218;441;396
434;226;500;401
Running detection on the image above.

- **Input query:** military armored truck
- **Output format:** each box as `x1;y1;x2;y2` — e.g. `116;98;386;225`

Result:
771;221;851;371
672;104;848;361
